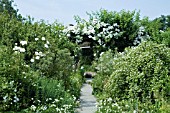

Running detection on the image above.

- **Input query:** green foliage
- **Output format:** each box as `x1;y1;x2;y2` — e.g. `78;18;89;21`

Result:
69;73;84;98
93;41;170;112
154;15;170;31
157;29;170;47
92;50;114;95
0;45;39;111
159;28;170;47
0;0;20;19
0;8;82;112
91;9;141;51
140;16;170;47
96;98;166;113
105;42;170;102
65;9;150;65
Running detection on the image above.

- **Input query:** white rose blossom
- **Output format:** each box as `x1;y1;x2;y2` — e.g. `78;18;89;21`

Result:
30;58;34;62
20;41;27;45
42;37;46;40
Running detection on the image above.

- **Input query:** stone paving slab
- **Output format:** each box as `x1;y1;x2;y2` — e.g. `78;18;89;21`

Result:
75;79;97;113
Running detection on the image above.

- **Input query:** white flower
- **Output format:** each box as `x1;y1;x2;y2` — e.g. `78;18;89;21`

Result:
80;66;84;70
46;41;50;44
113;23;118;27
112;103;118;107
108;26;113;30
9;81;14;85
101;22;107;27
44;44;49;48
93;19;98;24
43;105;47;110
103;28;106;32
31;105;36;111
35;51;45;57
100;52;104;56
25;65;29;67
92;36;96;40
14;96;19;102
39;51;43;55
14;88;17;92
35;38;39;41
50;104;56;107
42;37;46;40
20;41;27;45
115;28;120;32
3;95;8;102
113;32;119;37
67;25;75;31
107;97;112;102
13;46;25;53
67;34;71;37
133;110;137;113
15;43;18;45
54;99;59;102
13;46;20;51
88;35;92;38
35;56;40;60
82;27;88;34
19;48;26;52
89;28;95;34
30;58;34;62
56;107;60;112
98;39;102;45
35;51;39;55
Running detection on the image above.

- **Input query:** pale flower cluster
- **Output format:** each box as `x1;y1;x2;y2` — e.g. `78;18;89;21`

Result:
29;97;74;112
20;40;27;45
64;19;121;45
133;26;150;45
30;37;50;62
13;46;26;53
13;40;28;53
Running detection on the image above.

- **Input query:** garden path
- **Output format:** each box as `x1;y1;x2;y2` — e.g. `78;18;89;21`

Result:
75;78;97;113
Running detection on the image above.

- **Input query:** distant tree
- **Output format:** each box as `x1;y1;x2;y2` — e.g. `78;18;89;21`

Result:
154;15;170;30
0;0;22;20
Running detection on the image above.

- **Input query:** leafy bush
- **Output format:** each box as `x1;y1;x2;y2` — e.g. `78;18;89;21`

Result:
105;42;170;103
92;50;114;95
0;10;81;112
93;41;170;112
0;45;39;111
26;77;76;113
96;97;165;113
157;29;170;47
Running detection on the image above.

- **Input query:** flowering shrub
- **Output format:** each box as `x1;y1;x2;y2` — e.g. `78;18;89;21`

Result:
92;50;114;95
96;97;164;113
93;41;170;112
0;45;39;111
0;11;82;112
105;42;170;102
63;10;150;65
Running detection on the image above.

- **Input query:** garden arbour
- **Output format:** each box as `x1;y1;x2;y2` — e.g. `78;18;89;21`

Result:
63;9;149;65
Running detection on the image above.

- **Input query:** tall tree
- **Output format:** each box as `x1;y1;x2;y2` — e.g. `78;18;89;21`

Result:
0;0;22;20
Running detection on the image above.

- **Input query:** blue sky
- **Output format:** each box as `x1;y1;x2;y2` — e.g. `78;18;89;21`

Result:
14;0;170;25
